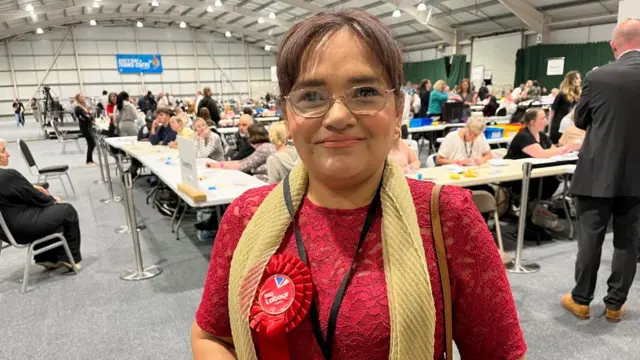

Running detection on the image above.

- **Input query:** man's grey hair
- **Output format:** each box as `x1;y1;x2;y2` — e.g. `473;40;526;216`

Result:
0;138;6;147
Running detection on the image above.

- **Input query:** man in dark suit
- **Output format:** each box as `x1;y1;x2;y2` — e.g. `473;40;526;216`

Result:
562;19;640;322
0;139;82;270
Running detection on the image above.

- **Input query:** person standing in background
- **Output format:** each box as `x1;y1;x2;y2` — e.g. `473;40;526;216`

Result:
195;90;203;111
562;19;640;323
549;71;581;144
12;98;25;127
416;78;431;118
73;94;96;166
197;87;221;127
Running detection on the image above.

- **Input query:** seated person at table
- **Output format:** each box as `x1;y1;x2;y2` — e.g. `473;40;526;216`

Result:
505;108;580;206
427;80;462;117
389;137;420;173
168;116;194;149
266;121;299;183
226;114;255;160
205;123;276;182
436;116;492;166
0;139;82;270
194;117;225;161
149;107;177;146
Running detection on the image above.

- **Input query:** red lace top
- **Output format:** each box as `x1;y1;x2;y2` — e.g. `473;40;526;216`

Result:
196;179;527;360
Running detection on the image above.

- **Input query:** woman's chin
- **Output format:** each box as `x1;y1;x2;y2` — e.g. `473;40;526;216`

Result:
314;158;370;182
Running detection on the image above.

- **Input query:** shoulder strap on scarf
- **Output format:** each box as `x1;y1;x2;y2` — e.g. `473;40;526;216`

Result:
430;184;452;359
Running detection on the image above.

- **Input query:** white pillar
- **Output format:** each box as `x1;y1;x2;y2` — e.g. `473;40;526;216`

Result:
6;40;19;99
133;23;145;95
192;28;201;90
71;27;85;95
619;0;640;23
243;40;252;100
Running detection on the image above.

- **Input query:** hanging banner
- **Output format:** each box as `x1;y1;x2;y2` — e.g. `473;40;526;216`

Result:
116;54;163;74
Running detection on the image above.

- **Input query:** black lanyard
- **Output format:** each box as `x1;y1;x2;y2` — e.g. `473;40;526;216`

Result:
283;175;382;360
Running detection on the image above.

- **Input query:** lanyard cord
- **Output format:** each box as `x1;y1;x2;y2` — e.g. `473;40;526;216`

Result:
283;175;383;360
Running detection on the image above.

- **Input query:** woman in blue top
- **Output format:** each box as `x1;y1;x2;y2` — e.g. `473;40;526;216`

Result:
427;79;461;117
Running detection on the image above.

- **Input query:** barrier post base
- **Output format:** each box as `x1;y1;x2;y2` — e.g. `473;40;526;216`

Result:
114;224;147;234
101;196;122;204
120;265;162;281
506;261;541;274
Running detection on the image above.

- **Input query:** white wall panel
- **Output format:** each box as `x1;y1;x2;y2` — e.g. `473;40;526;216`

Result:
0;72;13;88
146;74;164;83
0;87;15;100
176;56;194;68
263;56;275;67
34;56;55;70
82;70;102;83
116;41;136;53
56;56;77;69
97;41;118;55
85;85;105;96
60;85;81;97
213;44;229;56
99;56;117;69
230;56;246;68
37;70;59;84
0;103;13;115
179;69;196;82
52;41;74;55
0;44;7;56
139;41;158;53
163;56;178;68
228;43;245;55
59;71;79;84
16;71;37;84
249;56;263;68
13;56;35;70
216;57;230;68
249;69;263;80
32;40;55;55
10;42;33;55
0;57;10;71
79;55;100;69
230;69;247;81
162;70;180;82
120;74;139;84
76;41;99;55
162;42;178;55
550;29;588;44
197;56;214;68
471;33;522;89
199;69;215;82
176;42;194;54
18;86;38;99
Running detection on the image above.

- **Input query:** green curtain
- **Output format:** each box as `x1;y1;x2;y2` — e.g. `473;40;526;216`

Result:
447;55;467;87
402;58;448;85
514;42;614;89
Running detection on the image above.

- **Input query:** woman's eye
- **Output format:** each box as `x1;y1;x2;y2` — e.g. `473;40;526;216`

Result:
353;87;381;97
300;91;326;102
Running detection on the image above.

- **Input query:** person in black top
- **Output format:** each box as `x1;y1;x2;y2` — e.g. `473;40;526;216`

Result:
549;71;581;144
73;94;96;166
227;114;255;160
0;141;82;270
12;98;25;127
197;87;221;126
505;108;581;199
416;79;431;118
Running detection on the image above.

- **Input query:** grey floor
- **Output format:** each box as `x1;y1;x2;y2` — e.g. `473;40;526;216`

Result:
0;118;638;360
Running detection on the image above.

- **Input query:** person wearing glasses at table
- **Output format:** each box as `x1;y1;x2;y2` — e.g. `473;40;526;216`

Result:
436;116;492;167
192;9;526;360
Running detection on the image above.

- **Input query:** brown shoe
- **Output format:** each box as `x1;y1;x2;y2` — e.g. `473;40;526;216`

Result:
561;293;590;319
605;305;626;323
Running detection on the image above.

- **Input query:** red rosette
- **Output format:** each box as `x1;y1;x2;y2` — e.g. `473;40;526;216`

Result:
249;254;314;360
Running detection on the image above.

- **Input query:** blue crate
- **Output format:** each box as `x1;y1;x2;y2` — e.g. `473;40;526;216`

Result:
410;117;433;127
484;127;504;139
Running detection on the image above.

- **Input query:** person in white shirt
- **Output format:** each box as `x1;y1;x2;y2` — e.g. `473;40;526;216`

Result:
436;116;492;166
511;84;525;101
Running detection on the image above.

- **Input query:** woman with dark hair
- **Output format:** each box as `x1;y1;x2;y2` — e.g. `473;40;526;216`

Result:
197;87;221;126
205;123;275;181
549;71;581;144
192;9;526;360
416;78;431;118
114;91;138;136
457;78;476;118
199;107;214;127
73;93;96;166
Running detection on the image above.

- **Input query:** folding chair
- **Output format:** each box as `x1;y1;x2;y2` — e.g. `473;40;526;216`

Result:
17;139;76;197
0;211;78;293
52;119;83;154
472;190;513;265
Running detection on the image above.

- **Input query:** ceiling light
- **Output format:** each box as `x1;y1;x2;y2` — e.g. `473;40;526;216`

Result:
214;0;222;6
36;27;43;34
136;21;143;28
179;21;186;28
225;31;231;37
25;3;34;12
151;0;159;7
264;44;270;51
206;5;213;12
258;17;264;24
392;9;401;17
92;1;100;8
89;19;97;26
417;3;426;11
268;12;276;19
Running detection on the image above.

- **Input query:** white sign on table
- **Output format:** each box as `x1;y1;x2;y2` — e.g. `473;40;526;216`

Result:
546;58;565;76
177;136;199;191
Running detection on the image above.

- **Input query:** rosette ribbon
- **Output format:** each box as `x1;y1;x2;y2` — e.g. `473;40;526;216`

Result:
250;254;314;360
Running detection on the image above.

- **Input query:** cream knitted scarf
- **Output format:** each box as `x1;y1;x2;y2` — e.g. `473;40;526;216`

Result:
228;161;436;359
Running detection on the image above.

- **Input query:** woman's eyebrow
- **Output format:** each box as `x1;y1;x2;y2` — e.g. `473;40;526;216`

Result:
348;75;381;86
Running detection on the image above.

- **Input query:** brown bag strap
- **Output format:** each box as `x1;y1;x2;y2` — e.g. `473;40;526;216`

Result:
431;184;453;359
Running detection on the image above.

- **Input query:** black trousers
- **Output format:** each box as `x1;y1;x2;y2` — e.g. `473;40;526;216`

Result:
572;196;640;310
79;121;95;164
5;203;82;264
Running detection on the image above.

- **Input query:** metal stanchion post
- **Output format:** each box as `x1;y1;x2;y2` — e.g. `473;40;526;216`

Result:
93;132;106;184
100;137;122;204
114;153;146;234
119;172;162;281
507;162;541;273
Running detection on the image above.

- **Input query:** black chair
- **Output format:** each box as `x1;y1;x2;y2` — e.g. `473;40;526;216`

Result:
51;119;83;155
17;139;75;197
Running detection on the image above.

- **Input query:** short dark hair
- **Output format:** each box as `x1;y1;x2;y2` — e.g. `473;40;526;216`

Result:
102;90;108;95
247;123;270;144
276;9;403;108
523;108;542;125
242;107;253;115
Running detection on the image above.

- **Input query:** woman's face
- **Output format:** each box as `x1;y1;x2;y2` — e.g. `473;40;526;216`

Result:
78;95;85;103
110;94;117;103
170;119;181;132
575;74;582;87
285;29;401;188
532;110;547;131
194;120;208;135
461;81;469;92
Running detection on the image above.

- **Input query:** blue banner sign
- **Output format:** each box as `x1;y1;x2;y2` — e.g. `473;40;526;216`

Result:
116;54;163;74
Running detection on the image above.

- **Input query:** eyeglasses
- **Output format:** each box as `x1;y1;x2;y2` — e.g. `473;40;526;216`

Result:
284;86;395;118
